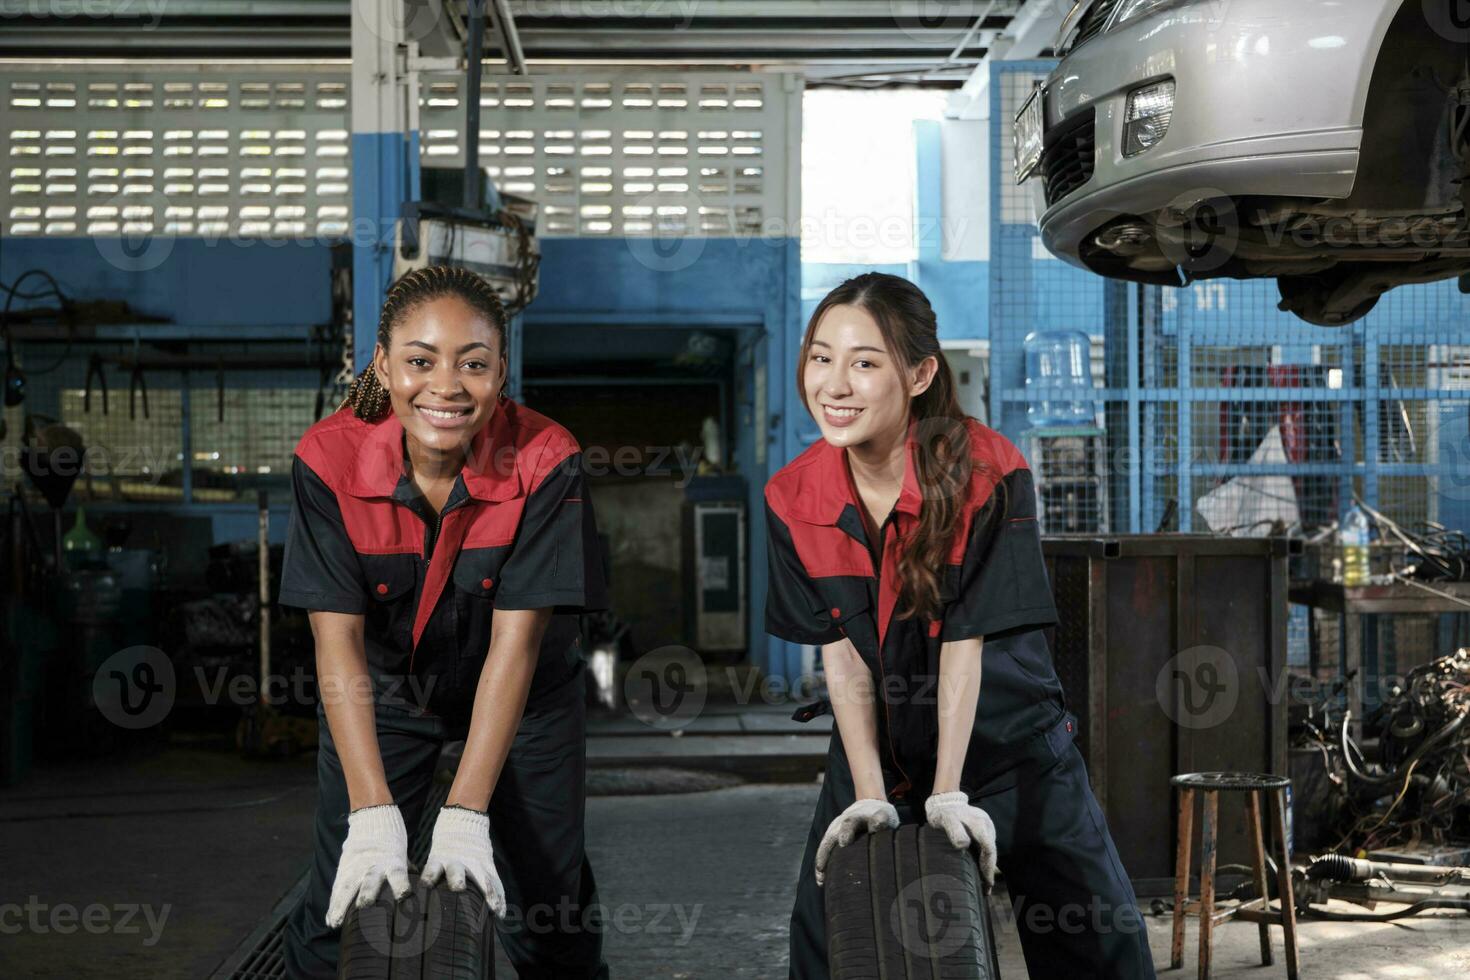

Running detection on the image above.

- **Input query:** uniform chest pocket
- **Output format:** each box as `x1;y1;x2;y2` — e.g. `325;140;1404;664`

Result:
451;547;509;672
452;547;507;600
359;555;419;650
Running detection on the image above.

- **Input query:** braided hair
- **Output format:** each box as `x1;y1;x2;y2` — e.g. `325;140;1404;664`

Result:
341;266;510;421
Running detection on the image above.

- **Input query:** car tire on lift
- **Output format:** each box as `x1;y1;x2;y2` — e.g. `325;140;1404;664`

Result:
337;877;495;980
825;824;1002;980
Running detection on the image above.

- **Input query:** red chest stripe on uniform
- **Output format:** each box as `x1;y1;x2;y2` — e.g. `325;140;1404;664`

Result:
410;503;475;666
338;497;423;556
875;520;906;651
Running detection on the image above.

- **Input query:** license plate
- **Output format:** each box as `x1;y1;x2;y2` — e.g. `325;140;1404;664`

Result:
1014;86;1045;184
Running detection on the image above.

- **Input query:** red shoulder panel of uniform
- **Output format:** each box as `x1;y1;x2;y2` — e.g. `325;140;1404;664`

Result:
960;418;1026;509
965;418;1027;476
936;419;1029;564
293;405;372;490
763;438;840;525
501;400;581;496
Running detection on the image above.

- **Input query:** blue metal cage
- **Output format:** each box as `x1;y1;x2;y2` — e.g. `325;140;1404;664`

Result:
988;61;1470;541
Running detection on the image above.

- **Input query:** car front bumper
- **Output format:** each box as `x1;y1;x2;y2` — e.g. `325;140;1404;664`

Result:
1030;0;1400;270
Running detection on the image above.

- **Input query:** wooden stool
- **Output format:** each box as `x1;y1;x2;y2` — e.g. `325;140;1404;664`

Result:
1170;772;1300;979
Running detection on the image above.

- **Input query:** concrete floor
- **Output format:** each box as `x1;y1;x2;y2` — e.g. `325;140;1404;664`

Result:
4;741;1470;978
0;737;320;978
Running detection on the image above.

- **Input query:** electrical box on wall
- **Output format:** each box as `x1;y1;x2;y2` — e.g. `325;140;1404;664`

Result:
683;499;746;652
392;197;541;313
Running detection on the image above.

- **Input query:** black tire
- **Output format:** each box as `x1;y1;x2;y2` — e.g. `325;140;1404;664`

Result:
338;877;496;980
825;825;1002;980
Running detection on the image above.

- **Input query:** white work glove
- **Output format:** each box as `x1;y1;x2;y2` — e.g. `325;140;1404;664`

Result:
814;798;901;887
326;803;412;929
925;791;998;893
420;805;508;917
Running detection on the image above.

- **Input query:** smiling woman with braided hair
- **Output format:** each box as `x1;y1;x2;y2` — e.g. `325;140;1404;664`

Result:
278;265;610;979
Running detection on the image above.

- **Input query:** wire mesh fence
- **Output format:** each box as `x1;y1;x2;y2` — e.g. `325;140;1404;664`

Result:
989;60;1470;541
989;61;1110;535
1152;284;1470;539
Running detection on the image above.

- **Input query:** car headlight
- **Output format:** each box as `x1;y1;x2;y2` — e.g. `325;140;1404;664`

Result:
1123;79;1175;156
1110;0;1191;31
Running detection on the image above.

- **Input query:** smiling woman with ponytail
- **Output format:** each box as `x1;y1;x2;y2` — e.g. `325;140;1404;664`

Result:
768;272;1155;979
278;265;611;980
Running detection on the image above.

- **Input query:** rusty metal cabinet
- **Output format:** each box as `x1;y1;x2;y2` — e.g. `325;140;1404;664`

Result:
1041;535;1293;896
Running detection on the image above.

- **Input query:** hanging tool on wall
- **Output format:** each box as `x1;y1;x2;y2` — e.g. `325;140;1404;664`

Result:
1;268;73;423
127;331;148;421
1;271;78;441
82;353;108;415
2;332;23;412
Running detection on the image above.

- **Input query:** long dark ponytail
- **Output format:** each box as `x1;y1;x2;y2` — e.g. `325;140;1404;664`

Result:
341;266;510;421
798;272;976;622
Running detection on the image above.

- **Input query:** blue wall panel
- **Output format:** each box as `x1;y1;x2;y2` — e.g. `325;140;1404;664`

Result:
529;236;798;322
0;237;332;330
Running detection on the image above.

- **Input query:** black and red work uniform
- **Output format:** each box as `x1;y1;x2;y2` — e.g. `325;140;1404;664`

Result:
768;417;1155;980
278;398;610;980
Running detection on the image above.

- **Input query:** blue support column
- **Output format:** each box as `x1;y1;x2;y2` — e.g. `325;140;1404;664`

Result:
1104;277;1142;533
1364;329;1381;510
350;131;419;370
1179;318;1193;531
987;65;1010;438
1142;287;1163;531
350;0;420;371
764;235;806;687
911;119;943;273
1339;330;1357;515
1127;286;1143;532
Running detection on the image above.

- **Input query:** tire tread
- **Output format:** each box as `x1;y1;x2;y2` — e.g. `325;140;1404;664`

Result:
825;825;1001;980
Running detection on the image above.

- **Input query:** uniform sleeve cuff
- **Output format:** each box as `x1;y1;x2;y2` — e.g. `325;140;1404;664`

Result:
276;590;367;614
940;606;1058;642
493;589;590;610
764;621;842;646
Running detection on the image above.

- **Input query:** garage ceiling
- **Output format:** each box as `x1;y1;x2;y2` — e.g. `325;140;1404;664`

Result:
0;0;1036;87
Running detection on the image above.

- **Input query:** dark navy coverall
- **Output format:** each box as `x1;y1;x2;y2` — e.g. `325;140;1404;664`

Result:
277;398;610;980
766;417;1156;980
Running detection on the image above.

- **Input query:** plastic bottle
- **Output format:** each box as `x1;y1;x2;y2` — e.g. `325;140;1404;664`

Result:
62;506;104;573
1023;330;1095;428
1340;504;1370;586
63;505;103;556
